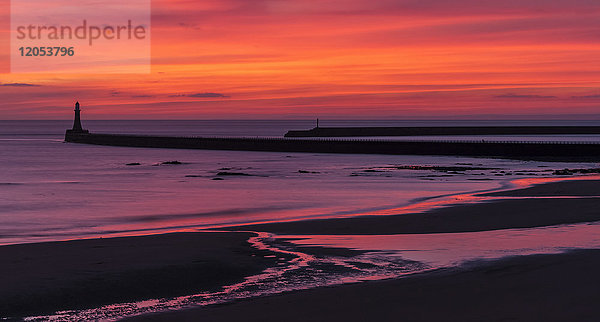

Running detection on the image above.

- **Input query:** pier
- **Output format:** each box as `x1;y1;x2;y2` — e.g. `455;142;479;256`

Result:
64;103;600;161
64;132;600;161
284;126;600;137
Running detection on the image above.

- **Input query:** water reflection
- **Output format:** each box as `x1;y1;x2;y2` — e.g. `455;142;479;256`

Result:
282;222;600;268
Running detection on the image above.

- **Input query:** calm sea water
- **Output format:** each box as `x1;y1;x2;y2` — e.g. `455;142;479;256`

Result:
3;120;600;320
2;120;599;246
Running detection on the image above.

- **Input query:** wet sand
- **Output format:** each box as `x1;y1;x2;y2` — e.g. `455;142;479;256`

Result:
483;179;600;197
126;249;600;322
220;180;600;235
126;178;600;321
3;179;600;320
0;232;287;318
223;197;600;235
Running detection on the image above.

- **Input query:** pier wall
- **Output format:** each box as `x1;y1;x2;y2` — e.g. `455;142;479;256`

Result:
285;126;600;137
65;132;600;160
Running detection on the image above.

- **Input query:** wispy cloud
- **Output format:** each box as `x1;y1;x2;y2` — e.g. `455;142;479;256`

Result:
169;93;229;98
495;93;556;99
571;94;600;99
1;83;40;87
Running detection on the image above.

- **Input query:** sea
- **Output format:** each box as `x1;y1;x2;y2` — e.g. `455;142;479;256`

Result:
2;120;600;320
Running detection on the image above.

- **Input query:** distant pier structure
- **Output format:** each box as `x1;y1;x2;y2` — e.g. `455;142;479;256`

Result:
66;101;89;134
64;108;600;161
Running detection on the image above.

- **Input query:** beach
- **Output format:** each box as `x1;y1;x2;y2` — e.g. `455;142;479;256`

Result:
0;232;287;318
2;177;600;320
223;180;600;235
127;249;600;322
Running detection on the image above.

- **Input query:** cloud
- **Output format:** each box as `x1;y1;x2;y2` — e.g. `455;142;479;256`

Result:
188;92;229;98
169;93;229;98
571;94;600;99
495;93;556;99
1;83;40;87
177;22;201;30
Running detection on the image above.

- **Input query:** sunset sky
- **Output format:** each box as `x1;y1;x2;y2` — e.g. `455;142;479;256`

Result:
1;0;600;119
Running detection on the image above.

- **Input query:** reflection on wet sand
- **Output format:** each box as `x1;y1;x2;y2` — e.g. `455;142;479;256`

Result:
21;176;600;321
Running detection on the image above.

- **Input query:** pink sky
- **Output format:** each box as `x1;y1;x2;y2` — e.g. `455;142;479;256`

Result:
1;0;600;119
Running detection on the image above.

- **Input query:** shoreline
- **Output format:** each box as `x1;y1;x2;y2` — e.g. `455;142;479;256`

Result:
2;176;600;320
222;180;600;235
0;232;289;318
125;249;600;322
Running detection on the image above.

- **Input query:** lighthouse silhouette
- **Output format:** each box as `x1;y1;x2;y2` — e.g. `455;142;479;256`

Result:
68;101;89;134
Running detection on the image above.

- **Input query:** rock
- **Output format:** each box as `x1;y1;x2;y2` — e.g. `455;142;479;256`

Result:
554;169;574;175
162;161;183;165
391;165;497;172
217;172;252;176
126;163;141;166
553;168;600;175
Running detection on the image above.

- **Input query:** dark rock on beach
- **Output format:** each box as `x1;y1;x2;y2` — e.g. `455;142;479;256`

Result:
161;160;183;165
217;172;252;176
368;165;498;172
553;168;600;176
298;170;320;174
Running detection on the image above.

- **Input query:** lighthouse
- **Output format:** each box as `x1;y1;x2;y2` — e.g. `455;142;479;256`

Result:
72;101;83;131
67;101;89;134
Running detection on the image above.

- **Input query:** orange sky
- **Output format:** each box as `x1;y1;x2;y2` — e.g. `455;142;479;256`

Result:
1;0;600;119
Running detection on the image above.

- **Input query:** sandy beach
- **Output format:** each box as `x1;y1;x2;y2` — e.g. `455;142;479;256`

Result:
127;249;600;322
483;179;600;197
2;178;599;320
124;178;600;321
0;232;288;318
222;181;600;235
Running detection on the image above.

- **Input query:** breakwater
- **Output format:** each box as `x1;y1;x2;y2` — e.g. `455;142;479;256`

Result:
285;126;600;137
65;131;600;160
